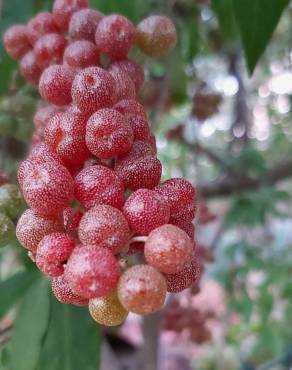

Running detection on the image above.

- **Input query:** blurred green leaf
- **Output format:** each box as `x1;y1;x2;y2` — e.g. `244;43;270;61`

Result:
10;277;50;370
232;0;289;74
211;0;237;39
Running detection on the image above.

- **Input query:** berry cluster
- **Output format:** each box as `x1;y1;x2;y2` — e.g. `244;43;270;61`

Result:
4;0;198;326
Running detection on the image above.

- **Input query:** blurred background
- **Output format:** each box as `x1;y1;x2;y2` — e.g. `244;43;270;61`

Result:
1;0;292;369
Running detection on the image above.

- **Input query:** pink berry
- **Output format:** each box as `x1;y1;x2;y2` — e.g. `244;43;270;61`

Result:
34;33;67;69
123;189;170;235
63;207;83;232
86;108;133;159
16;209;63;253
71;66;116;114
109;69;136;101
20;51;42;85
33;105;63;130
114;99;147;120
65;245;120;299
22;160;74;217
165;257;200;293
39;64;75;105
3;25;31;60
27;12;60;45
63;40;99;69
51;274;88;305
108;59;144;92
36;232;75;277
69;8;103;42
75;165;124;210
95;15;136;60
144;224;194;274
78;205;130;255
52;0;89;32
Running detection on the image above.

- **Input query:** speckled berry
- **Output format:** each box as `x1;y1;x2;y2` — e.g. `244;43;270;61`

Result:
34;33;67;69
51;274;88;305
0;184;24;219
65;245;120;299
118;265;166;315
69;8;103;42
109;69;136;101
0;213;15;248
108;59;144;92
63;207;83;232
165;257;200;293
52;0;89;32
78;205;130;255
27;12;60;45
33;105;63;130
3;25;31;60
114;99;147;120
20;51;42;85
63;40;99;69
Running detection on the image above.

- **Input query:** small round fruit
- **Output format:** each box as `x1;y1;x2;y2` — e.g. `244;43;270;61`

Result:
78;205;130;254
16;209;63;253
165;257;200;293
63;40;99;69
33;105;63;130
34;33;67;69
20;51;42;85
109;69;136;101
52;0;89;32
65;245;120;299
0;213;15;248
51;274;88;306
108;59;144;92
123;189;170;235
27;12;60;45
114;99;147;119
144;224;193;274
3;25;31;60
69;8;103;42
86;108;134;159
36;232;75;277
118;265;166;315
136;16;177;57
0;184;24;219
89;289;128;326
39;64;75;105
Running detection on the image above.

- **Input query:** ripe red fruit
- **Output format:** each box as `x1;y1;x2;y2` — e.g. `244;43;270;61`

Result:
52;0;89;32
36;232;75;276
63;207;83;232
51;274;88;305
65;245;120;299
118;265;166;315
69;8;103;42
63;40;99;69
144;224;194;274
75;165;124;210
109;69;136;101
71;66;116;114
33;105;63;130
22;161;74;217
20;51;42;85
127;115;151;141
86;108;134;159
78;205;130;255
27;12;60;45
3;25;31;60
114;99;147;119
16;209;63;253
108;59;144;92
95;15;136;60
165;257;200;293
34;33;67;69
44;110;91;166
123;189;170;235
170;218;195;239
39;64;75;105
136;16;177;57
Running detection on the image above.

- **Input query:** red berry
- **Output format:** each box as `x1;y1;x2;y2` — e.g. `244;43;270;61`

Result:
109;69;136;101
123;189;170;235
27;12;60;45
69;9;103;42
16;209;63;253
63;207;83;232
51;274;88;305
33;105;63;130
144;224;194;274
3;25;31;60
34;33;67;69
36;232;75;277
63;40;99;69
136;16;177;57
128;115;151;141
22;160;74;217
20;51;42;85
75;165;124;210
118;265;166;315
114;99;147;120
95;15;136;60
65;245;120;299
165;257;200;293
39;64;75;105
71;66;116;114
44;109;90;166
169;218;195;239
108;59;144;92
78;205;130;255
52;0;89;32
86;108;133;159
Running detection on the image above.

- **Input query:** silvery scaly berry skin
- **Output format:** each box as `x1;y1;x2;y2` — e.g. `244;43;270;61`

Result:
69;9;103;42
20;51;42;86
51;274;88;306
108;60;145;92
3;25;31;60
63;40;100;69
34;33;67;69
27;12;60;45
52;0;89;32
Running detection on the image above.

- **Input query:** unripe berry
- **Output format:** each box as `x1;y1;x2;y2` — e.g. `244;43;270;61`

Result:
165;257;200;293
34;33;67;69
63;40;99;69
52;0;89;32
0;184;24;219
27;12;60;45
89;289;128;326
3;25;31;60
0;213;15;248
51;274;88;306
118;265;166;315
20;51;42;85
69;9;103;42
108;59;144;92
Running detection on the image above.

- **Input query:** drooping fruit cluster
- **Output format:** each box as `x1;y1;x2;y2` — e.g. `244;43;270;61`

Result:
4;0;198;327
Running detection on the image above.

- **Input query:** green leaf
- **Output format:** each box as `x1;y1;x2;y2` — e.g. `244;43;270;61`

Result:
38;295;102;370
0;270;38;318
211;0;237;39
232;0;289;74
10;278;50;370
